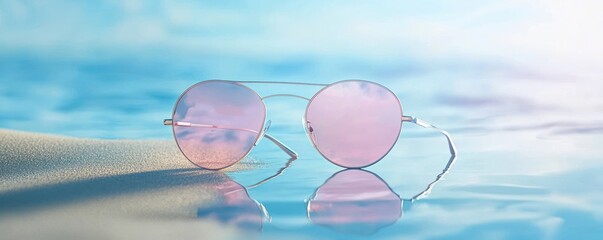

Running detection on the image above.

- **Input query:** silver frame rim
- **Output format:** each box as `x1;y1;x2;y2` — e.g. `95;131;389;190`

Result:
170;79;267;170
303;79;404;169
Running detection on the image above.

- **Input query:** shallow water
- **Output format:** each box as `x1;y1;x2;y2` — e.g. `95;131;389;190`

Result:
2;2;603;239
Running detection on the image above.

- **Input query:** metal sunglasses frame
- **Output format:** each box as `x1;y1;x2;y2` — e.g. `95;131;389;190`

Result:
164;80;457;169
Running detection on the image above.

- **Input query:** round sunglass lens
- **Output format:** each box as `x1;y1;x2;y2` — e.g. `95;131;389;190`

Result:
172;81;265;169
305;80;402;168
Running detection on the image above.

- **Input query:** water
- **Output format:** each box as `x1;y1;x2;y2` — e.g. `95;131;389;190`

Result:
1;1;603;239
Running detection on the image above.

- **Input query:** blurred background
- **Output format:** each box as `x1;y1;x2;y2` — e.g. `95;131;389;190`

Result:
1;0;602;139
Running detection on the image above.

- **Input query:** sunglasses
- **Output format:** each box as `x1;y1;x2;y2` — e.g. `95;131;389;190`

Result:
164;80;456;170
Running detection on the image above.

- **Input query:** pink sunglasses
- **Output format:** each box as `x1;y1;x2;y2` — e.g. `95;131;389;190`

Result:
164;80;456;170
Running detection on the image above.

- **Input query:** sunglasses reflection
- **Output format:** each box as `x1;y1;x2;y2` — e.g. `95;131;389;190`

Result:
195;157;295;231
196;179;267;231
196;154;457;235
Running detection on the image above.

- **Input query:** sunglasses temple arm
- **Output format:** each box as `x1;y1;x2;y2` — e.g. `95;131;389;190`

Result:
164;119;298;159
264;134;298;159
400;116;458;202
246;156;297;190
407;154;458;202
402;116;457;156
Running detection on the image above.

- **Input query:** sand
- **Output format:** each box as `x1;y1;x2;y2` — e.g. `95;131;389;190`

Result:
0;129;258;239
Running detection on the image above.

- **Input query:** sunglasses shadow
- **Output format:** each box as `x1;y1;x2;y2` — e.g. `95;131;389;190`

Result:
0;167;227;214
0;154;300;216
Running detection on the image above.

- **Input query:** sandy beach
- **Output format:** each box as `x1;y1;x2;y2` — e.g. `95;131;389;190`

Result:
0;129;258;239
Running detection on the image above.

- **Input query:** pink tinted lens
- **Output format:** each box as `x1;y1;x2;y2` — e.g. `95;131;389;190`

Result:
308;169;402;234
172;81;265;169
305;80;402;168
